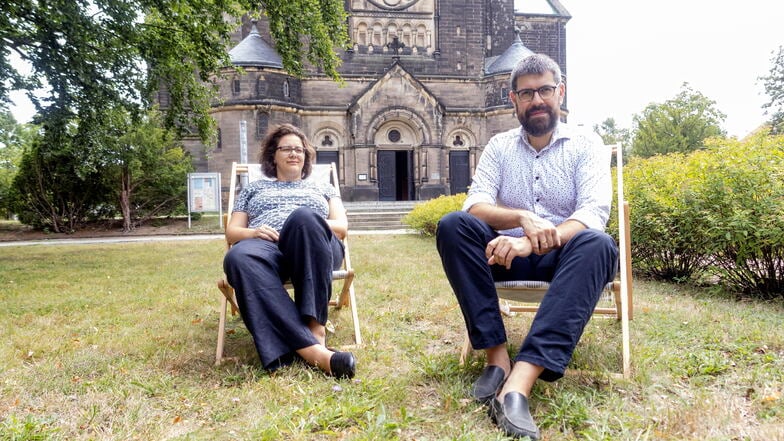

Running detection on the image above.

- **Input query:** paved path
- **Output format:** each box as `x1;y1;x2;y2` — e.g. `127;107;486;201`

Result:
0;229;415;247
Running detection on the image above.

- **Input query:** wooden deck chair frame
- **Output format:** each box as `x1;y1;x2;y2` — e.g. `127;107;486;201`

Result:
215;162;362;365
460;145;633;379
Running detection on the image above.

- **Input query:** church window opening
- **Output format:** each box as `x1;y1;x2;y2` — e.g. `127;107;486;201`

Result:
232;77;241;95
256;78;267;96
388;129;401;143
453;135;464;146
416;25;426;47
321;134;334;147
357;23;368;45
283;80;290;98
387;23;398;43
372;23;383;46
256;113;269;139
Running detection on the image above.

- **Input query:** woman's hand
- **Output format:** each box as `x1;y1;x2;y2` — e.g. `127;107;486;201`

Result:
254;224;279;242
226;212;277;245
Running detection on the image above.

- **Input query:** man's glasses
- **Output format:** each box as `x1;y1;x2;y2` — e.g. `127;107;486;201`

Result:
277;145;305;155
513;85;559;102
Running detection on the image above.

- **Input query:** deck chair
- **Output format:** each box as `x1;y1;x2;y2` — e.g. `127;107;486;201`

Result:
215;162;362;365
460;145;633;378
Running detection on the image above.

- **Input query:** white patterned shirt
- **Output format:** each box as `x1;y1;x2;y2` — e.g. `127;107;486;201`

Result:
463;123;611;237
233;179;338;232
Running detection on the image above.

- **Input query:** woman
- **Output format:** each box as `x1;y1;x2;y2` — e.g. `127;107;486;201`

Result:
223;124;356;378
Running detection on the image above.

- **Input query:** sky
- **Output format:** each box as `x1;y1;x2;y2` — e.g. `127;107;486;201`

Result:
8;1;784;139
562;0;784;138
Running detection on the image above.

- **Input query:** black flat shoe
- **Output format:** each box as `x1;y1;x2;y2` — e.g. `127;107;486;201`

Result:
490;392;540;440
472;365;506;403
329;351;356;379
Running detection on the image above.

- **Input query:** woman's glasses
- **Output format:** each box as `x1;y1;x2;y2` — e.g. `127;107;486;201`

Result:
277;146;305;155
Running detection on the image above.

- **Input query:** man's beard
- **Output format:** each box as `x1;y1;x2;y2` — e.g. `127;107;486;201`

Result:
519;104;559;136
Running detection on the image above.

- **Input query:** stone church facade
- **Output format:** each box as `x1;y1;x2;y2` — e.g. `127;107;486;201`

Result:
184;0;571;203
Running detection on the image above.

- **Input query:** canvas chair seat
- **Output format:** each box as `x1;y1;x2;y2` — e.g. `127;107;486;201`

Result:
215;162;361;365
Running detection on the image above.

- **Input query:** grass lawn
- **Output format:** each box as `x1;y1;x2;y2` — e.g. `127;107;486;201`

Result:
1;234;783;440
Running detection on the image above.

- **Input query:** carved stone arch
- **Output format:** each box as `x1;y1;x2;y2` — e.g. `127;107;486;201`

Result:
401;23;413;47
415;24;427;47
371;22;384;46
446;127;476;150
355;21;368;46
312;124;345;151
366;107;429;146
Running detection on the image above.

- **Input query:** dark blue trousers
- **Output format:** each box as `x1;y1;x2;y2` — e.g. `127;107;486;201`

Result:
223;207;344;370
436;211;618;381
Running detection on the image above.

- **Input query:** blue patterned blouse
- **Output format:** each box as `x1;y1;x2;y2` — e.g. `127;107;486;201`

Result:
232;179;339;232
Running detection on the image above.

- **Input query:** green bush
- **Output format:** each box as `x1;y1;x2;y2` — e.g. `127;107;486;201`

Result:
624;130;784;297
403;193;466;236
693;133;784;297
624;153;712;281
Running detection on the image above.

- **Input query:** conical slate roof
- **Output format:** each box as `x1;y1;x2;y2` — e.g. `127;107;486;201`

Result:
228;21;283;68
485;32;533;75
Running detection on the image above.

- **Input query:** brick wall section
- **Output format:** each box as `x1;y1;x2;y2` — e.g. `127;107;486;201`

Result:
487;0;516;58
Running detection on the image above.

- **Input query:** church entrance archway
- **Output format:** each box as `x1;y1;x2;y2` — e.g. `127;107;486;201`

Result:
377;150;413;201
449;150;470;194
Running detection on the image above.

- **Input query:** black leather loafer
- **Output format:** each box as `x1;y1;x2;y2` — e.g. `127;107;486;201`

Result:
472;365;506;403
329;351;356;379
491;392;540;440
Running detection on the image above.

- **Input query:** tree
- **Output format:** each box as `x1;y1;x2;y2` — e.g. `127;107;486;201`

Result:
0;110;30;218
9;118;115;232
593;118;630;147
761;45;784;134
1;0;348;140
100;109;193;232
2;0;348;231
631;83;726;158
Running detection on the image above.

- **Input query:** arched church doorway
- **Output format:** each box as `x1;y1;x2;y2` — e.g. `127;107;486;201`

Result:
377;150;413;201
449;150;470;194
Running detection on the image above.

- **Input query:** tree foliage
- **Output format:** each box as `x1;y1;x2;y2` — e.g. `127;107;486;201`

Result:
624;130;784;297
0;110;32;217
761;45;784;134
8;108;193;232
593;117;630;147
99;109;193;232
1;0;348;139
631;83;726;158
9;120;114;232
1;0;348;230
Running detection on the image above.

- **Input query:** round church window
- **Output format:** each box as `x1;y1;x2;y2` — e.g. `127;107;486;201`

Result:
388;129;401;143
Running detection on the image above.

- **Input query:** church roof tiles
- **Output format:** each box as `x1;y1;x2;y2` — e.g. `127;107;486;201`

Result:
484;32;533;75
228;21;283;68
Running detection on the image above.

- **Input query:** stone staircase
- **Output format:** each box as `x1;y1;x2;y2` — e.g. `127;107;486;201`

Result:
343;201;419;231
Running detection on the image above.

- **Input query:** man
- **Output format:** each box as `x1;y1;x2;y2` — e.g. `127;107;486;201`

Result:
436;53;618;439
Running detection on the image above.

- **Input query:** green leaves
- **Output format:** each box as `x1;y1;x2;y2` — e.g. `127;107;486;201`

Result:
625;130;784;296
631;83;726;158
262;0;348;81
403;193;466;236
761;45;784;134
1;0;349;140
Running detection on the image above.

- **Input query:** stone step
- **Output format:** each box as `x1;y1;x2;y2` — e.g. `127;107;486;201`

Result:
343;201;416;231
